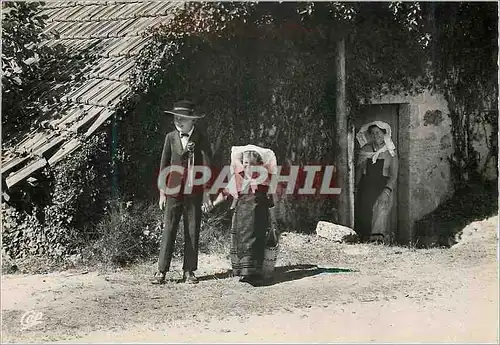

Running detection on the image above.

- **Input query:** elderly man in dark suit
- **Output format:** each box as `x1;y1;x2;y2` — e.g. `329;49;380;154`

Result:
152;100;213;284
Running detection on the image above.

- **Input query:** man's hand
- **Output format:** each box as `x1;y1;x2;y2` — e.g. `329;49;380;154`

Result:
159;194;166;210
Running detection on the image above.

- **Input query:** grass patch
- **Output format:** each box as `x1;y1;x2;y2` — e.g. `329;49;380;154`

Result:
79;200;232;271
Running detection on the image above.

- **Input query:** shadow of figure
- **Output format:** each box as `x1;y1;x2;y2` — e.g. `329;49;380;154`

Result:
196;264;356;286
262;264;356;287
197;270;234;282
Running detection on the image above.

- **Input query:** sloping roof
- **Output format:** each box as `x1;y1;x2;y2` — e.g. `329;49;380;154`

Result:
2;1;183;189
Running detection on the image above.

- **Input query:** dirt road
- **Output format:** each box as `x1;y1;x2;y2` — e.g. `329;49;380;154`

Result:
2;216;498;343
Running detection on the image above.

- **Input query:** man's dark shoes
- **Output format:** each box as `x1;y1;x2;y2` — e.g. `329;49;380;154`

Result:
369;233;385;244
183;271;199;284
240;274;265;286
151;271;166;285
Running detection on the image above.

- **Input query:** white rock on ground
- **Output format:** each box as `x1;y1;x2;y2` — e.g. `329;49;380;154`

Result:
315;221;358;243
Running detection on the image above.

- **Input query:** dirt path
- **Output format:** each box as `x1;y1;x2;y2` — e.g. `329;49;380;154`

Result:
2;216;498;343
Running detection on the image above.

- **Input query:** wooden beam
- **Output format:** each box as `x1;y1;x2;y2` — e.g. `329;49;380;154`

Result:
6;158;47;188
85;108;114;137
68;106;103;133
14;130;38;153
32;135;66;157
334;37;351;227
47;138;82;166
348;126;355;228
29;132;57;153
58;105;92;129
1;155;30;176
51;105;81;128
15;132;45;154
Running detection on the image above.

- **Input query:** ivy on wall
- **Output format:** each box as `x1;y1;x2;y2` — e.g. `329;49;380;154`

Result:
123;2;432;200
2;132;112;260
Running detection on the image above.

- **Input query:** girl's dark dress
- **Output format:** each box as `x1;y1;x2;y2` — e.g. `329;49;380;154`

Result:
230;184;272;277
355;156;389;242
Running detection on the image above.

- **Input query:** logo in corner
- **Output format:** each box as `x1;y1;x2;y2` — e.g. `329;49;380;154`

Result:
20;310;43;331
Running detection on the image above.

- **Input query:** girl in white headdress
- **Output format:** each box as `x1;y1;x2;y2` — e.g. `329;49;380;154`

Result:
210;144;280;286
355;121;399;243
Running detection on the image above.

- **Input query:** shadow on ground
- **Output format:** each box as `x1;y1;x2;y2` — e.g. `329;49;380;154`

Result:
266;264;356;286
414;180;497;248
197;264;357;286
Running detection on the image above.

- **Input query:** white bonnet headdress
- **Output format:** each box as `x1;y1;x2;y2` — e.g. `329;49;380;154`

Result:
225;145;277;197
356;121;396;163
230;144;278;176
356;121;395;151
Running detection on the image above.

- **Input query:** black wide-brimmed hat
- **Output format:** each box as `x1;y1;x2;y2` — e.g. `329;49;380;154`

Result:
164;100;205;119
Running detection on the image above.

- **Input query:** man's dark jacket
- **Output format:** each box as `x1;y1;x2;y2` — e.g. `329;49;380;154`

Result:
159;126;213;196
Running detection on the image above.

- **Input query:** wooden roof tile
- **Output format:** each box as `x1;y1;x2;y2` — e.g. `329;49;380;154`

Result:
63;78;102;103
91;57;127;80
33;136;66;158
86;80;117;105
89;20;115;39
100;3;128;20
73;4;108;21
129;1;152;18
112;3;142;20
16;132;46;154
74;20;106;38
45;7;70;22
3;1;183;179
134;1;159;17
90;57;123;77
127;37;149;56
52;5;84;21
75;1;103;6
1;156;30;176
28;132;58;154
68;106;105;133
47;138;82;166
69;22;96;39
30;131;64;154
44;2;77;10
95;82;129;107
120;16;150;36
78;79;116;105
104;59;135;81
108;18;138;38
156;2;180;16
112;36;144;57
59;105;94;128
51;105;83;128
62;22;87;38
65;5;90;21
85;108;115;137
48;21;75;37
6;158;48;188
66;4;98;21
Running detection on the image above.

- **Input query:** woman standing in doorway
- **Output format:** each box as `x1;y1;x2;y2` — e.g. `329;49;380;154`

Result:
355;121;398;243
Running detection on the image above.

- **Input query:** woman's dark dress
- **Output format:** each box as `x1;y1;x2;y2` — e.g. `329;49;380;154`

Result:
230;184;271;277
355;158;389;242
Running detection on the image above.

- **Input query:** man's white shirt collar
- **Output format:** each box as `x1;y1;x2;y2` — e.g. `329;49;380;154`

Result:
175;125;194;137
